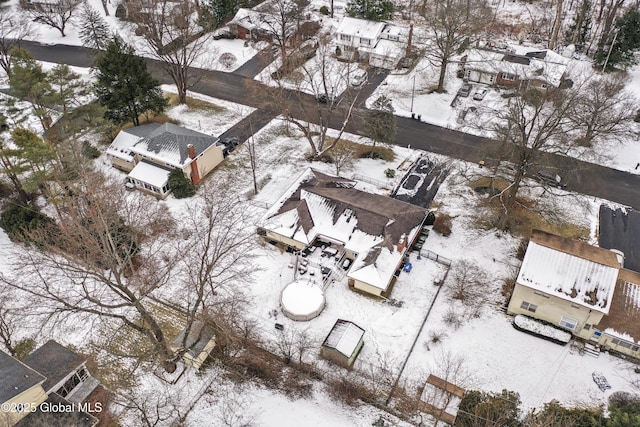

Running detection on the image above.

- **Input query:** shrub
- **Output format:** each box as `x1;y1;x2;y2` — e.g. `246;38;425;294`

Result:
425;211;436;225
0;204;54;241
168;169;196;198
219;52;237;69
82;141;101;159
433;213;452;236
335;45;342;56
319;5;329;14
516;238;529;260
14;338;36;360
355;145;394;161
384;168;395;178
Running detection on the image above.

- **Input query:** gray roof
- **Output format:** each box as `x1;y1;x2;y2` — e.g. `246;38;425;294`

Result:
172;321;216;358
0;350;46;403
129;122;220;167
22;340;86;393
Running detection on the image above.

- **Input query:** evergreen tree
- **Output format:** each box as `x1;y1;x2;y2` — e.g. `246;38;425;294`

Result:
595;8;640;71
365;95;396;147
9;128;56;194
9;48;54;130
79;3;111;50
202;0;242;29
168;169;196;198
47;64;88;117
347;0;393;21
94;37;167;126
0;204;54;242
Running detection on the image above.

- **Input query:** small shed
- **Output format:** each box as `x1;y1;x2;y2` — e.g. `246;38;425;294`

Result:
171;321;217;370
320;319;365;369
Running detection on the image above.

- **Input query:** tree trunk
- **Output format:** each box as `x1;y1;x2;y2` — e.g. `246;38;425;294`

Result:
549;0;564;49
437;58;448;93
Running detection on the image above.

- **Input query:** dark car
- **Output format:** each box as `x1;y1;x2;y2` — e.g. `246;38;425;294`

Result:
457;83;473;97
536;170;567;189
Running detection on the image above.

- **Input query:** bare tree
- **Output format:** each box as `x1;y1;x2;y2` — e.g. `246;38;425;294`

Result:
263;35;361;159
570;73;636;147
0;169;186;372
421;0;493;93
130;0;213;104
329;138;355;176
447;260;488;307
0;10;33;77
480;87;580;230
0;302;17;357
22;0;83;37
549;0;564;49
261;0;302;61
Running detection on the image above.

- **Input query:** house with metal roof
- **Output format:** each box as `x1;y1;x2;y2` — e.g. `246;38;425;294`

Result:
508;230;640;359
320;319;365;368
258;168;428;297
106;123;224;198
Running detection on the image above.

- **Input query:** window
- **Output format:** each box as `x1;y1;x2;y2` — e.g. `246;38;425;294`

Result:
584;324;591;330
559;315;577;330
570;304;581;310
56;369;89;397
501;72;516;81
340;34;352;42
534;291;550;299
520;301;537;313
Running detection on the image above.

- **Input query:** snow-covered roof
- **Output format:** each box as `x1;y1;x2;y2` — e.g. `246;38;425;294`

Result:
336;17;385;40
106;124;156;162
517;231;620;314
127;160;171;189
260;169;427;291
229;7;296;35
322;319;365;358
128;123;220;168
463;48;569;87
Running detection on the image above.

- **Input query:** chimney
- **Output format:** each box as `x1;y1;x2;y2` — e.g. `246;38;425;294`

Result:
406;23;413;57
187;144;201;185
397;233;407;253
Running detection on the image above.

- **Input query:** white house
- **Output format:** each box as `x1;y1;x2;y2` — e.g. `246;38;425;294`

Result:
106;123;224;198
335;17;407;69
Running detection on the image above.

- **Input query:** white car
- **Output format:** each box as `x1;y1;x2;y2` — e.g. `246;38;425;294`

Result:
350;69;367;88
473;87;488;100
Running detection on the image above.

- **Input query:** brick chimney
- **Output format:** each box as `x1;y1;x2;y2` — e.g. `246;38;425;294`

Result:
397;233;407;253
187;144;201;185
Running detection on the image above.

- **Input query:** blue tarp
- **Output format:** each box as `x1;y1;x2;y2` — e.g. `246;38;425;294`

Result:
403;262;413;273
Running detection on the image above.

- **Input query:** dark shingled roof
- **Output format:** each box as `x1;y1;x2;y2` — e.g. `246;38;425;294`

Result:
22;340;86;394
0;350;46;403
597;269;640;343
172;321;216;359
273;169;427;248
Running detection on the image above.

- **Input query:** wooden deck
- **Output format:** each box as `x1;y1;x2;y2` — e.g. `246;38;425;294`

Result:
427;374;465;398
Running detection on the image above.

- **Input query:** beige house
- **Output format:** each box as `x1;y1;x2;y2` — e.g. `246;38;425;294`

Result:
508;230;640;359
107;123;224;198
320;319;365;369
1;340;100;427
258;169;428;297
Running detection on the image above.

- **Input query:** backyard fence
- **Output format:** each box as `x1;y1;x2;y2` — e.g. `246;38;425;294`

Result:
420;250;452;267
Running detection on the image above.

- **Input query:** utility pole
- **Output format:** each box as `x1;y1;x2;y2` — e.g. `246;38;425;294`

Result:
410;74;416;113
602;30;618;72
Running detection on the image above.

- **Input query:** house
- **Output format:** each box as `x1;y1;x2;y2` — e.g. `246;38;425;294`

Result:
106;123;224;198
257;169;428;297
335;17;408;69
461;48;569;89
0;350;47;426
170;320;216;370
228;3;320;46
1;340;101;427
507;230;640;359
320;319;365;369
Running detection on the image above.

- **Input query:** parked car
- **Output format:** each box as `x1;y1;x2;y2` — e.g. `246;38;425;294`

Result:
457;83;473;97
473;87;488;100
350;69;367;88
536;170;567;189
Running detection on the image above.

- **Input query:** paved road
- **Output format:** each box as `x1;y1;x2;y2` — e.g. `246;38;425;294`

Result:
19;41;640;210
